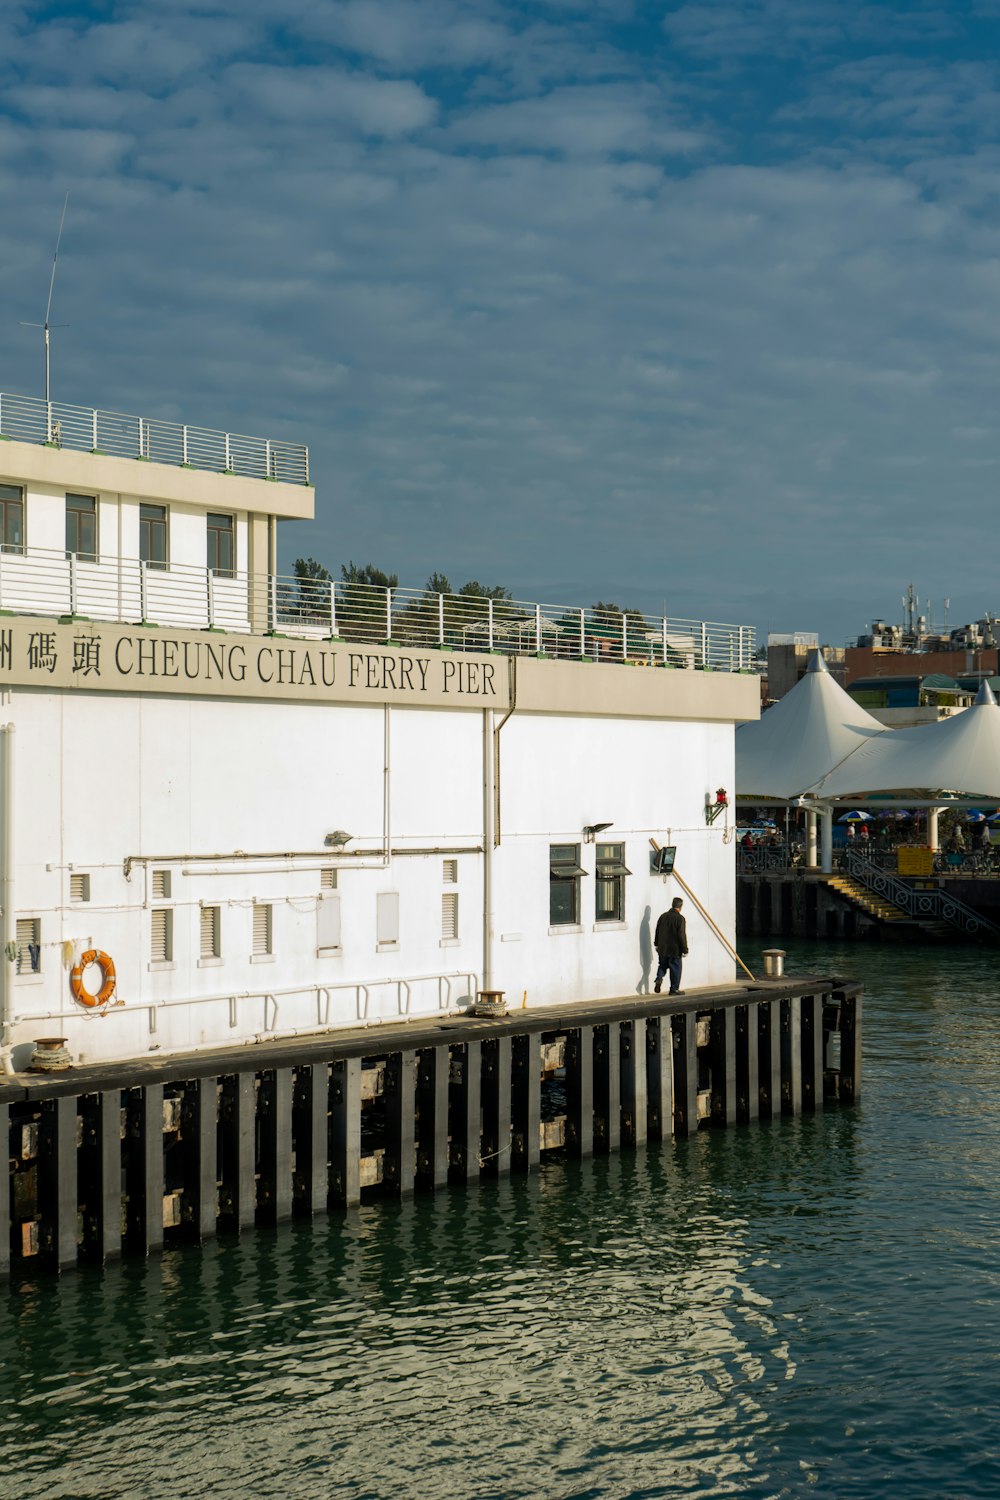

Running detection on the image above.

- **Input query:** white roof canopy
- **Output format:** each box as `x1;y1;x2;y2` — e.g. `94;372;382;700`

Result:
737;656;1000;805
735;651;886;800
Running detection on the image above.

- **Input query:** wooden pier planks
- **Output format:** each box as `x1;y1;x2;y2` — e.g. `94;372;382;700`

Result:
0;975;859;1278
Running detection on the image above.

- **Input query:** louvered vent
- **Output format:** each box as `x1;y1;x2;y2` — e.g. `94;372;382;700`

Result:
151;908;172;963
441;892;459;941
152;869;171;899
70;873;90;902
200;905;220;960
253;903;272;956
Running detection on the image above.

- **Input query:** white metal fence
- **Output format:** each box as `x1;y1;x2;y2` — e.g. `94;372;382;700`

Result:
0;546;755;669
0;391;309;487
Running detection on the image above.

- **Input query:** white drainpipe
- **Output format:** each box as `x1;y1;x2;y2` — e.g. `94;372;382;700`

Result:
482;708;494;993
0;723;15;1073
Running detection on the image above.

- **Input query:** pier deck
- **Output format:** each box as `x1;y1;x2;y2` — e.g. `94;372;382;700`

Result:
0;976;860;1277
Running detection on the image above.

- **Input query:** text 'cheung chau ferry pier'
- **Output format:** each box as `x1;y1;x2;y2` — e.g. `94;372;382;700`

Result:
0;390;861;1274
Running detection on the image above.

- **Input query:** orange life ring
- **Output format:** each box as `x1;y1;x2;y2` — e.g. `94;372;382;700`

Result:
70;949;117;1008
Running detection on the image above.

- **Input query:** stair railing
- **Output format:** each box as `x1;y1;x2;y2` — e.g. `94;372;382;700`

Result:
843;851;1000;939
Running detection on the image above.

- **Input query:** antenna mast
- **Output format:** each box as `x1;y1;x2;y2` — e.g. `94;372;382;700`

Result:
20;193;70;404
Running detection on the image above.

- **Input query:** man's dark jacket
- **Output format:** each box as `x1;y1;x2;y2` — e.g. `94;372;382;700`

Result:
654;908;688;958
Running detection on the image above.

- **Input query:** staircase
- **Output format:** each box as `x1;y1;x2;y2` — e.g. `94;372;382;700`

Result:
825;875;909;926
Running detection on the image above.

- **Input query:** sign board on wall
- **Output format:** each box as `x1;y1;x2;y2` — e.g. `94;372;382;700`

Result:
0;618;510;711
897;847;935;877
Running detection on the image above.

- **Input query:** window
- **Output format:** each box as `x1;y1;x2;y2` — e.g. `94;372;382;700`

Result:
200;905;221;960
550;844;585;926
317;892;341;953
441;892;459;941
252;903;272;957
0;484;24;554
207;512;235;577
16;918;40;974
376;891;399;950
596;842;631;923
139;503;168;569
152;869;172;900
66;493;97;561
320;867;338;890
70;873;91;903
442;858;458;884
151;908;173;963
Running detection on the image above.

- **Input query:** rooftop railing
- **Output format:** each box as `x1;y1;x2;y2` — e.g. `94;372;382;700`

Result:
0;546;755;670
0;391;310;487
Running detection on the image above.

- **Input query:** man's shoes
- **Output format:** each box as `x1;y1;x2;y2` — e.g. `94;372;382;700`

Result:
669;989;685;996
653;981;661;993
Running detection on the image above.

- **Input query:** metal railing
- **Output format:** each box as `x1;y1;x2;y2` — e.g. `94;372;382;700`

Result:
843;851;1000;939
0;391;309;486
0;545;756;669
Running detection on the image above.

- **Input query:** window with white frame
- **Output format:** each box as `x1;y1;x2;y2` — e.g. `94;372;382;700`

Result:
66;492;97;561
200;905;221;960
252;903;273;957
549;844;585;926
139;503;168;569
317;892;341;953
376;891;399;950
16;917;40;974
0;484;24;554
151;907;173;963
595;842;630;922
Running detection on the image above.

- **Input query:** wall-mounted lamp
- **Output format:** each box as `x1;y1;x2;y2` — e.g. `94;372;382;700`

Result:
324;830;353;848
583;821;614;843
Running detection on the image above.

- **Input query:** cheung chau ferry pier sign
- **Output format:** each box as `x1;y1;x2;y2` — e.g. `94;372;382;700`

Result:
0;618;506;709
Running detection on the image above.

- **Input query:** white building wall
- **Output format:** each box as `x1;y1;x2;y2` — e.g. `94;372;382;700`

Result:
3;686;739;1067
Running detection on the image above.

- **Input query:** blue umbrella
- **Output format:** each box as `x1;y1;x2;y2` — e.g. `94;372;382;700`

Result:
838;810;872;823
876;809;911;821
964;811;987;823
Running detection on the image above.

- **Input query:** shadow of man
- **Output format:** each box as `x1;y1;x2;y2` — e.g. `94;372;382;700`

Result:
637;905;652;994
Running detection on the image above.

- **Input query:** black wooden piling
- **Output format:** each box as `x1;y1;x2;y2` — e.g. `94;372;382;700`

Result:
734;1003;759;1124
416;1046;450;1190
258;1068;294;1224
710;1010;737;1127
293;1063;330;1215
593;1022;622;1154
672;1013;698;1137
449;1040;481;1183
80;1090;122;1264
481;1036;512;1176
646;1017;672;1141
566;1025;594;1157
780;997;802;1116
511;1033;541;1173
758;999;782;1119
800;996;824;1112
39;1095;77;1271
125;1084;164;1256
181;1077;218;1241
0;1103;10;1280
838;987;863;1102
329;1058;361;1207
621;1020;648;1147
384;1051;417;1196
219;1073;256;1232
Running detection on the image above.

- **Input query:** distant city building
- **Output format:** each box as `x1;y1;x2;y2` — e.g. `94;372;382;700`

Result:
766;635;846;702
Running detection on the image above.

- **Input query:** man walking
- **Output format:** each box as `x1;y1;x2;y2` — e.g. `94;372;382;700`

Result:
654;896;688;995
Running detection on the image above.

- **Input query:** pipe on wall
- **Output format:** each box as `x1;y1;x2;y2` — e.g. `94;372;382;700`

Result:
482;708;494;992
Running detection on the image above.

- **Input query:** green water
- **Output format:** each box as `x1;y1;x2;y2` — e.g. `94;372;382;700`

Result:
2;940;999;1499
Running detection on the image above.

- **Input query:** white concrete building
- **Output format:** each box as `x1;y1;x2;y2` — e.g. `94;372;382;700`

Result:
0;391;757;1069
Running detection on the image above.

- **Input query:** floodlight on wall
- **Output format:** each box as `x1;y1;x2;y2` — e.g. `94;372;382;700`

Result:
324;830;353;848
583;821;614;843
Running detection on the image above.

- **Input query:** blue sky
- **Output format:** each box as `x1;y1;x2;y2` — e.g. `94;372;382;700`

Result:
3;0;1000;644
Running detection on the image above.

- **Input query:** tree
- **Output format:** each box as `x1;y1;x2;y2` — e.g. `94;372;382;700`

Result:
338;561;399;639
290;556;332;624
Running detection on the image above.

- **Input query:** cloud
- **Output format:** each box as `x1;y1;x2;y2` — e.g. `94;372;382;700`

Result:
2;0;1000;642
